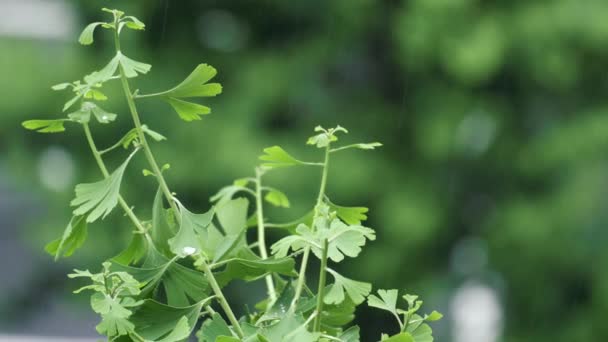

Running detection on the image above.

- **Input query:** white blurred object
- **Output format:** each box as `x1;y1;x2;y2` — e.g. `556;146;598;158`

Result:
38;146;75;192
0;0;76;40
450;281;503;342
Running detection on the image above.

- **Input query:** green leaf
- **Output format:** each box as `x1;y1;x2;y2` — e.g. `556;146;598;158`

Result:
51;82;71;90
85;52;150;84
142;125;167;142
328;201;369;225
168;203;214;257
288;286;355;335
258;283;309;323
112;246;211;307
84;88;108;100
339;326;360;342
214;248;296;287
129;299;207;341
324;221;376;262
156;64;222;98
197;313;233;342
112;233;147;265
259;314;320;342
352;142;382;150
272;216;375;263
307;125;348;148
122;16;145;31
368;289;399;318
259;146;305;168
210;185;250;206
405;318;434;342
216;197;249;236
71;150;137;222
215;337;240;342
233;177;252;187
154;316;191;342
307;132;337;148
102;8;125;20
96;308;134;337
331;142;383;153
45;215;88;260
77;268;141;338
61;95;80;113
425;311;443;322
188;198;250;263
68;102;116;124
140;63;221;121
324;268;371;305
119;52;152;78
270;231;308;259
22;119;67;133
164;97;211;121
85;54;121;84
151;188;176;256
79;22;105;45
381;333;415;342
264;189;290;208
90;103;116;123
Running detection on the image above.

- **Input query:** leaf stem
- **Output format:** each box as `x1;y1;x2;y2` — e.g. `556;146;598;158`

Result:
113;25;180;219
290;145;331;311
199;259;245;338
132;90;165;99
313;238;329;332
255;167;277;303
99;138;125;155
82;123;147;235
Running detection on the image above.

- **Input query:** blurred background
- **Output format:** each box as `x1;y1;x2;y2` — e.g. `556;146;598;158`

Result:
0;0;606;341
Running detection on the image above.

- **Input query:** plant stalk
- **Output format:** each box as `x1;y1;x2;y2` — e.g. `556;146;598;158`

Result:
82;123;147;235
290;145;331;311
113;27;180;219
199;260;245;338
255;168;277;303
313;238;329;332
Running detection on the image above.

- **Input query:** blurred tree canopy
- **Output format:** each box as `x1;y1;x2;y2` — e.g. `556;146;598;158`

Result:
2;0;607;340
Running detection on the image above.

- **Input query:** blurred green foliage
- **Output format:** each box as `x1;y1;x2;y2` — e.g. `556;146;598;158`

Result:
2;0;608;340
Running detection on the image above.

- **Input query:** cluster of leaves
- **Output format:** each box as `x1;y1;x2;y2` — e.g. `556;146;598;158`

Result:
23;8;441;342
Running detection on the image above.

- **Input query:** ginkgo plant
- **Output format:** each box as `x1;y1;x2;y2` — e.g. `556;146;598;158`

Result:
23;8;442;342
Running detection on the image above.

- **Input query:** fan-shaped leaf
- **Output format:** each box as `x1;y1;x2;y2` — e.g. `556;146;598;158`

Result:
71;150;137;222
259;146;305;168
79;22;105;45
265;189;290;208
324;268;371;305
164;97;211;121
45;215;88;260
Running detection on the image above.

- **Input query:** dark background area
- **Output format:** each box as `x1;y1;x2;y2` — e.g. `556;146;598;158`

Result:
1;0;607;341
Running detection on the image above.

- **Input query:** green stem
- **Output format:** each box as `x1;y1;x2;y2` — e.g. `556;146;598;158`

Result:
315;146;331;206
112;27;241;334
199;260;245;338
83;123;147;235
290;248;311;311
113;27;180;219
313;239;329;332
290;145;331;311
255;167;277;303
